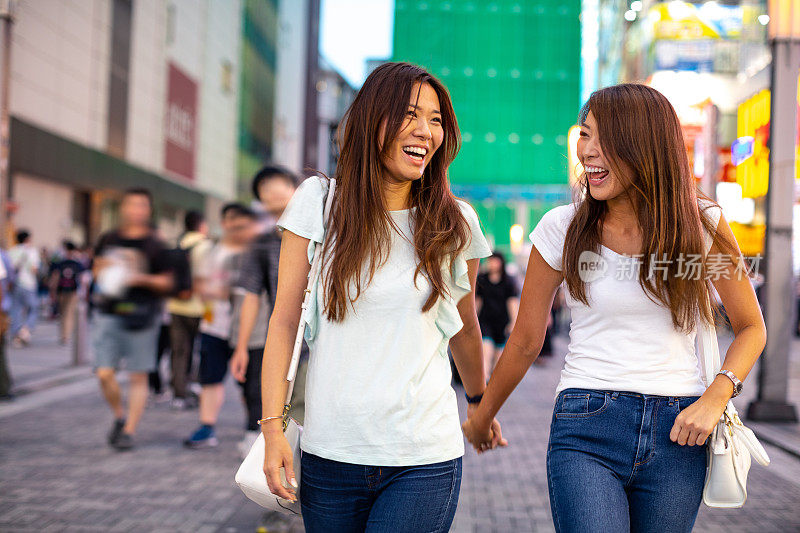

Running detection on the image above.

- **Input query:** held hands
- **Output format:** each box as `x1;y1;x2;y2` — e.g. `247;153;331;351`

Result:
669;384;730;446
262;425;298;502
462;404;509;454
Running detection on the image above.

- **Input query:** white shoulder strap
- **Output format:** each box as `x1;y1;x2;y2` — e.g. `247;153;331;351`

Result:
284;178;336;406
697;297;722;388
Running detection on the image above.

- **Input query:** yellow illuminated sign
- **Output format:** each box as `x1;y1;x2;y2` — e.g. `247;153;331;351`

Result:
729;221;766;257
736;89;770;198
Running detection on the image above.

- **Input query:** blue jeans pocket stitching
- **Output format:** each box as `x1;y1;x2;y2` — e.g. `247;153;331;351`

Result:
555;392;610;419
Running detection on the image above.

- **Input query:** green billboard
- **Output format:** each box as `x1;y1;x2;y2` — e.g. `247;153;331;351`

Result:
392;0;581;249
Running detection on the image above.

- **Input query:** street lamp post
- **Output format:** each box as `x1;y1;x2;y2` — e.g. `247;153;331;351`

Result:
0;0;15;249
747;0;800;422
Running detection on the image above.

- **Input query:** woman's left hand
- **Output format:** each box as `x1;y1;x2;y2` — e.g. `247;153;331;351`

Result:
669;393;728;446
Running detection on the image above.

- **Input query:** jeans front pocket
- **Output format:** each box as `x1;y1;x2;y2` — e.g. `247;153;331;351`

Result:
677;396;702;412
555;389;609;419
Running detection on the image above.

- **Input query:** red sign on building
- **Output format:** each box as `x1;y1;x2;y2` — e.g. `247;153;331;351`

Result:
164;63;197;180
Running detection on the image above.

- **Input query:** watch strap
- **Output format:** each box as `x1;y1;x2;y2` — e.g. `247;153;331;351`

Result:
717;370;743;397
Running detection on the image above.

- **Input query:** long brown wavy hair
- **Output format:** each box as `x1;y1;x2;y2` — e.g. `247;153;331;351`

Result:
322;62;470;321
563;83;740;332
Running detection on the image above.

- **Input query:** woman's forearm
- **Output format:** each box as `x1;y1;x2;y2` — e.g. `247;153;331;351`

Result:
259;314;300;430
474;329;545;427
703;323;766;403
235;292;260;352
450;320;486;397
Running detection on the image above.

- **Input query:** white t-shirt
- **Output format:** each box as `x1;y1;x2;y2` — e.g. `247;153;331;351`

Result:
530;199;723;398
198;243;239;340
8;244;40;291
277;177;491;466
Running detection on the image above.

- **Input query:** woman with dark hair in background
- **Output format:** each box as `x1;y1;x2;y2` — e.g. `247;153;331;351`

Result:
476;251;520;379
259;62;505;531
464;84;766;532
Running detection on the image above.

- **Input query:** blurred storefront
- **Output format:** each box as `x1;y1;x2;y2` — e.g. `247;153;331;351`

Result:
7;0;242;248
613;0;798;260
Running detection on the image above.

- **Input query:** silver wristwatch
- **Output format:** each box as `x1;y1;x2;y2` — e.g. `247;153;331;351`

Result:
717;370;743;397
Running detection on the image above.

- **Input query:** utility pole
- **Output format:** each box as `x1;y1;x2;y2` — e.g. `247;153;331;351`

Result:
0;0;15;249
747;0;800;422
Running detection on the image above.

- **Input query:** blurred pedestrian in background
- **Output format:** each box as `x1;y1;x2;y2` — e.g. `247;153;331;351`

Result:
230;165;301;457
184;203;257;449
477;251;520;379
8;230;40;347
92;188;173;451
166;211;212;410
260;62;504;531
0;247;13;400
49;241;86;345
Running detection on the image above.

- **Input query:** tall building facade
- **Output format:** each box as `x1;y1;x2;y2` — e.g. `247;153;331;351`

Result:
237;0;278;198
8;0;242;248
270;0;321;179
393;0;581;251
315;57;356;177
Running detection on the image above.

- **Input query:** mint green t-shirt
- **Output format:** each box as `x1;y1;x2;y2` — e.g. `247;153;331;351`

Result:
277;177;491;466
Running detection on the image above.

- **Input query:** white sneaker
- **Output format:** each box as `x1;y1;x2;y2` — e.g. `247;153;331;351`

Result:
239;430;260;460
170;398;186;410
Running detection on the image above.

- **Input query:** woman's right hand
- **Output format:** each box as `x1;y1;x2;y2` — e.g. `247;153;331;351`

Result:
262;428;298;502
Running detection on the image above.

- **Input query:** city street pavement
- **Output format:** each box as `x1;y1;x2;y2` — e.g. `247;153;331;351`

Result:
1;320;800;532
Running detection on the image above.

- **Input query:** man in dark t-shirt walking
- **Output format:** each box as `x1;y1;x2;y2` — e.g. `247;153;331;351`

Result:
92;188;173;451
50;241;86;345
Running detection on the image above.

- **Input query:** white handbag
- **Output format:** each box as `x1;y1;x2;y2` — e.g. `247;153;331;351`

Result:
697;309;770;508
235;178;336;515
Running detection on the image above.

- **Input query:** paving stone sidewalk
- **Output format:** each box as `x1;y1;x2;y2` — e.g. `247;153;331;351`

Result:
1;328;799;532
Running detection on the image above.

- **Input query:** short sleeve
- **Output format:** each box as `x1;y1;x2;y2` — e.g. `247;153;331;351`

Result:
30;249;41;269
475;274;486;299
150;238;171;274
457;200;492;261
699;199;723;255
529;204;575;271
93;232;111;257
190;240;212;277
277;177;328;255
237;242;267;295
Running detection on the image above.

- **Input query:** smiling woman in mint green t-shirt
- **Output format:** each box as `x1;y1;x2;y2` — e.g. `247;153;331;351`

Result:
258;62;505;533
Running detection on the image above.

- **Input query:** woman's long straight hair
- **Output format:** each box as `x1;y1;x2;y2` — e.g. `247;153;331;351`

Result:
322;62;470;321
562;83;740;331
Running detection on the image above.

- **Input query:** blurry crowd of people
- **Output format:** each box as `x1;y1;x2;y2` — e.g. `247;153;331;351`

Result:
0;231;93;399
87;166;304;455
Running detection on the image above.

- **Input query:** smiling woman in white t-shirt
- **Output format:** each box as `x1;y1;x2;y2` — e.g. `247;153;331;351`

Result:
463;84;766;533
258;62;504;532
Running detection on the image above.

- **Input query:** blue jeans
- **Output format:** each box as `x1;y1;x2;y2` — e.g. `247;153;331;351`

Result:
10;286;38;336
300;452;462;533
547;389;706;533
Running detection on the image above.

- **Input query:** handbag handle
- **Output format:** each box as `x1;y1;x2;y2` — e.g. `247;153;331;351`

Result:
283;178;336;407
